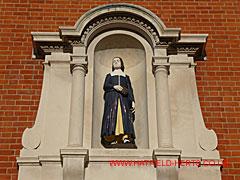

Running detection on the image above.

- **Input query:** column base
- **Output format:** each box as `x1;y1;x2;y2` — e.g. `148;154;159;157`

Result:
60;147;89;180
153;148;182;180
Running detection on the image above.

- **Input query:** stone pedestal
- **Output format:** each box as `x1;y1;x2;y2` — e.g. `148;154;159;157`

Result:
60;149;89;180
153;149;182;180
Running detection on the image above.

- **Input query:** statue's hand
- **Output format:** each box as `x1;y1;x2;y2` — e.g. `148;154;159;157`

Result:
131;101;135;113
114;85;123;92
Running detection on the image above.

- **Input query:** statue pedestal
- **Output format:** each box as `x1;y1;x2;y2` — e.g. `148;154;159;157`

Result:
101;139;137;149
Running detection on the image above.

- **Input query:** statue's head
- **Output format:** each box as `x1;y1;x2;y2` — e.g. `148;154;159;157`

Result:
112;57;125;72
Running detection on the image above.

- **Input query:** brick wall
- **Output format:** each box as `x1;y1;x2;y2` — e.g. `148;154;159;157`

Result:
0;0;239;179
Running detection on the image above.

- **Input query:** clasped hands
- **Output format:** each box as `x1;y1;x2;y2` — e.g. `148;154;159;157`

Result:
114;85;135;112
114;85;128;95
114;85;123;92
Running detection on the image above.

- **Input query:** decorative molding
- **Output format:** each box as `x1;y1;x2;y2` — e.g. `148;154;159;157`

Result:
40;45;64;53
153;148;182;157
17;156;62;167
39;156;61;165
177;47;199;52
80;15;166;45
22;128;41;150
174;46;200;56
60;3;181;38
179;33;208;43
31;4;207;59
89;149;153;162
68;39;82;46
17;157;40;167
201;159;224;167
198;130;218;151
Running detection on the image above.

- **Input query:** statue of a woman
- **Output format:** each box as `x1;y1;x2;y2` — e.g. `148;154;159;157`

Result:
101;57;136;148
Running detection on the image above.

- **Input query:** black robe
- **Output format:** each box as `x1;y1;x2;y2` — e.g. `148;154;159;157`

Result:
101;73;135;140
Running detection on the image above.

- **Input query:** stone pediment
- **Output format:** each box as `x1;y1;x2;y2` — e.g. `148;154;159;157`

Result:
32;3;207;61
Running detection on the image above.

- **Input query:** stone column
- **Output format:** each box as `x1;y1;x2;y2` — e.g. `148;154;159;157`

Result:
152;57;181;180
60;55;88;180
152;57;173;148
68;58;87;147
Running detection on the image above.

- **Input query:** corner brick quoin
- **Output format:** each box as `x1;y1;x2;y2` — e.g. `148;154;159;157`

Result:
0;0;240;180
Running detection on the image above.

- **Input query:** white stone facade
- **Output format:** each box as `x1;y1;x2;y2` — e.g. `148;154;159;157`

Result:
17;3;221;180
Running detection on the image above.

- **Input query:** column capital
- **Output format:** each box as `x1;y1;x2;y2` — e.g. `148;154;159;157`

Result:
152;56;170;75
154;45;168;56
70;55;88;74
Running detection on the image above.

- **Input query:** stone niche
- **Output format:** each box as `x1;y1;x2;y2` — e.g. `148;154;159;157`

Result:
91;33;149;149
17;3;222;180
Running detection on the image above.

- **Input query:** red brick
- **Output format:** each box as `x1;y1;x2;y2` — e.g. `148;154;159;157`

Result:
0;1;240;179
2;95;21;100
0;175;11;179
0;150;14;156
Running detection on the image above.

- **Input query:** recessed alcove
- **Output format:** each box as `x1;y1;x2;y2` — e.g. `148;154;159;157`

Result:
85;31;155;149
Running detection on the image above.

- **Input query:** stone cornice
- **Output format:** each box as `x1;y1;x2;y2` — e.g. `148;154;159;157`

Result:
17;157;40;167
31;3;208;61
179;34;208;43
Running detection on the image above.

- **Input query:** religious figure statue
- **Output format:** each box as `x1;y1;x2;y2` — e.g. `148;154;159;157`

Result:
101;57;136;148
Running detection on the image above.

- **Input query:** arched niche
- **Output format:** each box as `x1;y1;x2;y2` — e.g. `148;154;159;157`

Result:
28;3;209;154
85;30;157;149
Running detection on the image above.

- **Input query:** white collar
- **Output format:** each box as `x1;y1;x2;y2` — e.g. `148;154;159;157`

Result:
110;69;126;77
